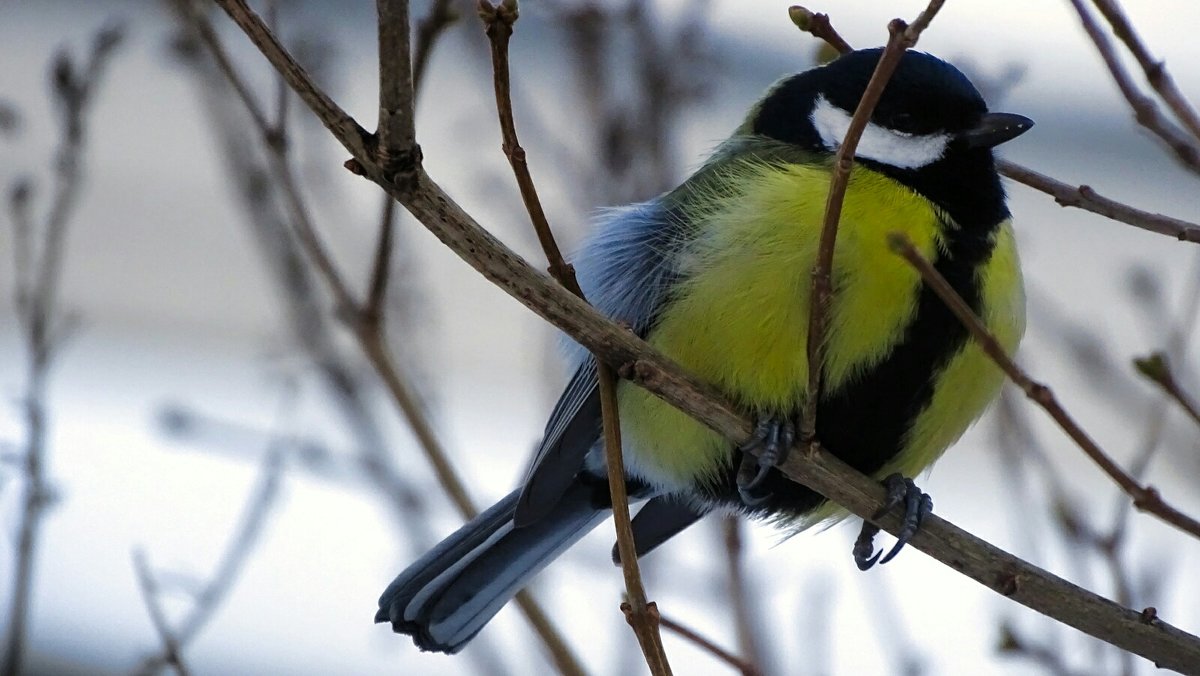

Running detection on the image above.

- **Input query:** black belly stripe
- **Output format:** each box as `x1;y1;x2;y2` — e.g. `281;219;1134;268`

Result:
815;214;992;473
709;212;999;517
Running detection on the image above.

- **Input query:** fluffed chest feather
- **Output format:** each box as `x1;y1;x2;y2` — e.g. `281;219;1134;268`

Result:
615;163;1023;497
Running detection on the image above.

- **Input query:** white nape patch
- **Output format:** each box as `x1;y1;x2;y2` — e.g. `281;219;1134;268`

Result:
811;95;950;169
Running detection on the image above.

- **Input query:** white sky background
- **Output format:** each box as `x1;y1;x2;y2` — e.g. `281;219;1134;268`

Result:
1;1;1199;675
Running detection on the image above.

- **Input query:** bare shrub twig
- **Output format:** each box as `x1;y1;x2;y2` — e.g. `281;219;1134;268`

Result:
888;232;1200;541
478;1;669;671
1066;0;1200;173
1;23;124;676
801;1;945;442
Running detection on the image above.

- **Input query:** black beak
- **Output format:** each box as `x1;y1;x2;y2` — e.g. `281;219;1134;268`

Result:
957;112;1034;149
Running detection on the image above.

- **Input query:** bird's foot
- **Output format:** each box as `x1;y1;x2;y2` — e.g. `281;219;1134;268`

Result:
853;473;933;571
736;416;795;506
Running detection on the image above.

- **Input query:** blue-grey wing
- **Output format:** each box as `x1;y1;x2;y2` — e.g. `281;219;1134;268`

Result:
514;359;601;527
514;199;685;526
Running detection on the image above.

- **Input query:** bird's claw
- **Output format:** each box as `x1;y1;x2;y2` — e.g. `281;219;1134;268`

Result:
736;416;795;505
853;473;933;571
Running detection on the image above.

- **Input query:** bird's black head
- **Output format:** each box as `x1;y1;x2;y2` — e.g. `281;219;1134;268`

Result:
750;48;1032;228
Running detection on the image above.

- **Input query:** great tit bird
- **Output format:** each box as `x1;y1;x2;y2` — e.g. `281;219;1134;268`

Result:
377;47;1030;653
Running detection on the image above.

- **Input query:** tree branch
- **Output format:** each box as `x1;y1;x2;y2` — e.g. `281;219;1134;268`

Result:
479;0;580;295
215;0;372;160
3;24;123;676
376;0;418;165
478;1;669;671
996;159;1200;243
788;6;851;56
1134;353;1200;429
802;1;944;442
135;445;285;675
198;4;583;671
363;195;396;322
1066;0;1200;174
789;6;1200;245
720;517;765;673
1089;0;1200;142
132;550;193;676
412;0;459;97
659;612;762;676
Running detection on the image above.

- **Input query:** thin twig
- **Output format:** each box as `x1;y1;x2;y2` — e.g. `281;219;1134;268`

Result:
265;1;288;131
802;1;945;441
178;0;357;308
2;25;123;676
135;445;286;675
998;622;1093;676
1066;0;1200;174
185;4;582;672
412;0;459;96
605;363;671;676
1134;353;1200;429
479;1;668;671
214;0;372;159
364;195;396;321
1090;0;1200;142
788;6;852;55
659;613;762;676
791;5;1200;246
478;0;581;295
997;160;1200;243
720;517;765;673
132;550;192;676
887;232;1200;541
1110;257;1200;545
190;0;475;515
802;19;908;440
212;3;1200;669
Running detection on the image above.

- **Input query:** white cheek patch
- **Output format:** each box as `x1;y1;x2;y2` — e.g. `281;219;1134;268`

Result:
811;95;950;170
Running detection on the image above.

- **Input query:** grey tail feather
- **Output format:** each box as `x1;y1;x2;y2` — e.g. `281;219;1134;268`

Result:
375;482;610;653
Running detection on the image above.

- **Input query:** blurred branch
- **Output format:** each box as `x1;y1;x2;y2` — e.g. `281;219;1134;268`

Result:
158;403;355;481
1089;0;1200;141
478;1;666;671
2;23;123;676
364;194;397;321
888;232;1200;541
132;549;192;676
212;1;1200;671
179;1;580;671
551;1;713;207
721;517;766;673
135;444;286;675
1134;353;1200;429
1067;0;1200;174
658;613;762;676
181;0;476;517
998;621;1095;676
1108;259;1200;546
412;0;459;96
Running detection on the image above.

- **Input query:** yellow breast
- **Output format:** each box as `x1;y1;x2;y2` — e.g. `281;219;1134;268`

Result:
618;161;1024;492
